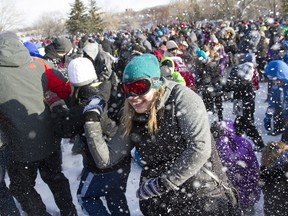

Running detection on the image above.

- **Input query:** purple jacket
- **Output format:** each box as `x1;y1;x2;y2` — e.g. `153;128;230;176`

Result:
215;120;261;208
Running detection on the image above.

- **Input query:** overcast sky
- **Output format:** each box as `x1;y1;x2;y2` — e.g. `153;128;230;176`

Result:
13;0;171;26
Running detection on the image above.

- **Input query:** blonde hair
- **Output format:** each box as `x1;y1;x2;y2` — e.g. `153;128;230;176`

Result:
121;86;165;138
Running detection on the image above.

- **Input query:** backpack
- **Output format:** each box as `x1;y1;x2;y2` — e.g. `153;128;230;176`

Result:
171;56;196;91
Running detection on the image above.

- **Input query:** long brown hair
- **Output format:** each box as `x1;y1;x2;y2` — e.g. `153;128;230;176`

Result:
121;86;165;138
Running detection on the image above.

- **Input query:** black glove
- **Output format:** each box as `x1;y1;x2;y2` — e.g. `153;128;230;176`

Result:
77;85;99;104
83;96;106;122
77;81;111;104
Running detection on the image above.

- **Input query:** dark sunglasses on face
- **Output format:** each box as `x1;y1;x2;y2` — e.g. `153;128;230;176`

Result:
120;78;160;97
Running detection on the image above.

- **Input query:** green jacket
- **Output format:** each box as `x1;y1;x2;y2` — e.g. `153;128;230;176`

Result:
160;56;186;86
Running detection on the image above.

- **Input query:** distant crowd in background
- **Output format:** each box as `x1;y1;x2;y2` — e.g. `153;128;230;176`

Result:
1;15;288;216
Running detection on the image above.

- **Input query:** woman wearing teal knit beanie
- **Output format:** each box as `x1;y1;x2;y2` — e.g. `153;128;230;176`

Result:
83;53;237;215
122;54;162;85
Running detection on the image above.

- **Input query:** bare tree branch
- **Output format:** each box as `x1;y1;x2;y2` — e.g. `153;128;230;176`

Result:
0;0;22;32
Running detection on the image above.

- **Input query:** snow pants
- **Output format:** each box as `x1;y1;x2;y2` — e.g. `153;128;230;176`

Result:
202;92;223;121
77;166;131;216
234;115;264;149
0;146;20;216
7;149;77;216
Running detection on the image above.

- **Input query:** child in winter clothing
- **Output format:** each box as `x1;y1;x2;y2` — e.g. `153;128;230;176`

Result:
211;120;261;215
160;56;186;85
263;60;288;136
224;62;265;151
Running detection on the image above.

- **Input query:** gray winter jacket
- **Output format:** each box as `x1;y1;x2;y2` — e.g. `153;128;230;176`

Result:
0;36;62;162
84;79;231;214
84;79;217;185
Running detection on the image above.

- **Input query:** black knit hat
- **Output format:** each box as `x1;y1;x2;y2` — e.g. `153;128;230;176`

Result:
52;37;72;54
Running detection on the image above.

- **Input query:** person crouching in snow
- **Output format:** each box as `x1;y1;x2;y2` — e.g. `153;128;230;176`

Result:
211;120;261;215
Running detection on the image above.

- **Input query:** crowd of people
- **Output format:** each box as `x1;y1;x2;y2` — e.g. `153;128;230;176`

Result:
0;16;288;216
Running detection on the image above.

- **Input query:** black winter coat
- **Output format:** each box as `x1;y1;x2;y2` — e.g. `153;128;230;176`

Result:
100;38;114;55
261;163;288;216
224;66;256;119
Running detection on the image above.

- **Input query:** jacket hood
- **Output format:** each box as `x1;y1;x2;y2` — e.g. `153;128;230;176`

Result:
0;37;31;67
160;56;175;78
221;120;236;137
83;42;99;60
23;41;43;58
211;120;237;143
160;56;175;70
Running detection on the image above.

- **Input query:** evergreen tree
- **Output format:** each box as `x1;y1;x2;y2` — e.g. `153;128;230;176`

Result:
282;0;288;16
190;0;201;20
87;0;104;33
66;0;88;35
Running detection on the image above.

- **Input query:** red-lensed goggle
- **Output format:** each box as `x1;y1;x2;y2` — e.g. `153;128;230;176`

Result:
120;78;160;97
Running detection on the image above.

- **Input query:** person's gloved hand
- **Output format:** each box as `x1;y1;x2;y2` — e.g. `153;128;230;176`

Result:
44;90;66;111
136;177;164;200
77;81;112;104
136;177;178;200
83;96;106;122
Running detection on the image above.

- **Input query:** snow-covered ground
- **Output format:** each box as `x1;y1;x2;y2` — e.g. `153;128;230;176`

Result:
8;82;281;216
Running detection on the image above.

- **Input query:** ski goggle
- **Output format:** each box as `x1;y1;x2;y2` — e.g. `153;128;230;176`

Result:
120;78;160;97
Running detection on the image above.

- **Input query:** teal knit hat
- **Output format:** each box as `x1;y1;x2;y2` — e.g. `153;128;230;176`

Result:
123;54;162;88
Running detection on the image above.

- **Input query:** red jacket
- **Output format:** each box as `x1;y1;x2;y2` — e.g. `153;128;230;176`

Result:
171;56;196;91
33;58;71;99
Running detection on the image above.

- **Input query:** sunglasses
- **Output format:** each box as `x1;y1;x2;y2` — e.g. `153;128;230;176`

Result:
121;78;160;97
